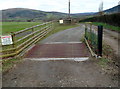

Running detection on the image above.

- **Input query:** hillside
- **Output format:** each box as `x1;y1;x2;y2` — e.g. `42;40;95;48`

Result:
1;8;95;22
2;8;68;21
104;5;120;14
1;5;120;22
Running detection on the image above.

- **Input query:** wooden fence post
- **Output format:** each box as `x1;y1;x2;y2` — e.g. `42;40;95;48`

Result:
52;21;54;30
50;21;53;30
89;23;92;43
45;22;47;31
32;27;34;32
11;32;15;48
32;27;34;36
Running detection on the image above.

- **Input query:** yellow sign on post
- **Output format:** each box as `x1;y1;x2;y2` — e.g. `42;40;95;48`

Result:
1;35;13;45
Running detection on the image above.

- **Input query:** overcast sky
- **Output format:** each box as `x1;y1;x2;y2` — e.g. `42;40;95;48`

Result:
1;0;119;13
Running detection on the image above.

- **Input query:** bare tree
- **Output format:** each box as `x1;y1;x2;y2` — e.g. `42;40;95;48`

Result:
118;1;120;13
118;1;120;5
99;1;104;15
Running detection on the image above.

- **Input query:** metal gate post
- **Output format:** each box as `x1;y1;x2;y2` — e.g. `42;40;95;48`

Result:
98;25;103;57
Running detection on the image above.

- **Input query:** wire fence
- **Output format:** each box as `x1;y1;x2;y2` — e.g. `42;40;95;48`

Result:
85;22;103;57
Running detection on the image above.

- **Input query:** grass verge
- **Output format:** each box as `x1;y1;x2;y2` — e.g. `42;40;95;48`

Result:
2;58;23;73
92;22;120;32
47;23;78;36
97;42;118;78
98;58;110;67
98;42;114;67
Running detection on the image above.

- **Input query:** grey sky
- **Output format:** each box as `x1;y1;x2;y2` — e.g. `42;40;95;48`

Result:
1;0;119;13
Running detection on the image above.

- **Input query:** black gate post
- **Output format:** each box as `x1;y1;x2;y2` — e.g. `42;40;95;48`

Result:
85;26;87;39
98;25;103;57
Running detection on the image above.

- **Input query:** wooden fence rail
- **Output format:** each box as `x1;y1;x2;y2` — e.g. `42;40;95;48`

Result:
0;21;54;59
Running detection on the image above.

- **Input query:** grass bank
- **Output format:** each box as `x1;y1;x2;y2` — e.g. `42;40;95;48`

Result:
92;22;120;32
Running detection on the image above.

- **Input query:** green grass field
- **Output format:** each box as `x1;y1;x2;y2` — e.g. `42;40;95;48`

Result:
92;22;120;32
1;22;42;35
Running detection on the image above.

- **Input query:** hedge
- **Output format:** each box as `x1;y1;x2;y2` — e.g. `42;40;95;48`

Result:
79;13;120;27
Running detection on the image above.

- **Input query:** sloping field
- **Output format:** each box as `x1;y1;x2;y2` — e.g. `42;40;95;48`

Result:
1;22;41;35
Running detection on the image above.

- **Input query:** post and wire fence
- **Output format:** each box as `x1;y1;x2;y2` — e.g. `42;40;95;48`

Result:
84;22;103;57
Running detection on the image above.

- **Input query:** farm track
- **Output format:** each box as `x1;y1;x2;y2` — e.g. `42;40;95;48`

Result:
2;24;118;87
103;29;119;55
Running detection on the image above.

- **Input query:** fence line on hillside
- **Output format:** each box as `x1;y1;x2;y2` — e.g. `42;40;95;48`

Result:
1;21;54;59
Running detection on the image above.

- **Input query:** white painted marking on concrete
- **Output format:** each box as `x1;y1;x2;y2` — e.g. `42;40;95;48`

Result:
44;42;82;44
26;57;89;62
